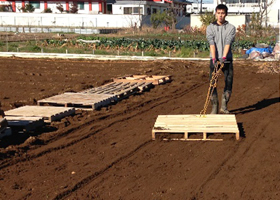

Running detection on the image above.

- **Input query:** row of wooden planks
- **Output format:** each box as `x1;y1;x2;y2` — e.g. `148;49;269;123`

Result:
0;75;171;139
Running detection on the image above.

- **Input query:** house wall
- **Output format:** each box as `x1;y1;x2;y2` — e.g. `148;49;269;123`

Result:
141;15;190;29
6;0;104;14
190;14;248;29
112;4;145;15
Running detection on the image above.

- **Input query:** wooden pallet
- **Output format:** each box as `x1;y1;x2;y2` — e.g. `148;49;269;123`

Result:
81;81;152;99
5;106;75;123
152;114;240;141
37;92;117;110
113;75;172;85
5;116;44;132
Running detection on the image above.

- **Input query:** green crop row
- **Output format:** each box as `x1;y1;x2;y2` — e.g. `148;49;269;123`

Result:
43;36;276;52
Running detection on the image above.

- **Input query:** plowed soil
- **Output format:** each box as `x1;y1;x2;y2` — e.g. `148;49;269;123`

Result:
0;57;279;200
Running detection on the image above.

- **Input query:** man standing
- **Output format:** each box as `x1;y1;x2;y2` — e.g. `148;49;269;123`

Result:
206;4;236;114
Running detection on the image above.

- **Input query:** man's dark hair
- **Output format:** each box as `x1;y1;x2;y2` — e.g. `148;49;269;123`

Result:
215;4;228;15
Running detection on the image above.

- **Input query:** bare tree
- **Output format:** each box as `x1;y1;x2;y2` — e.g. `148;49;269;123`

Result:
56;3;64;13
257;0;274;27
170;0;176;30
70;3;78;14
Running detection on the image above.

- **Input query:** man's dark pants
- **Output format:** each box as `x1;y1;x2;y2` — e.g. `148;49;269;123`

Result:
209;59;233;99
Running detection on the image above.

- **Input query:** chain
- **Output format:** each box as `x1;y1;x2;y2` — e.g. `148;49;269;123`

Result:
200;61;225;116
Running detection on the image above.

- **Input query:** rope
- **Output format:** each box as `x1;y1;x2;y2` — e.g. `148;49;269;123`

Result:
200;61;225;116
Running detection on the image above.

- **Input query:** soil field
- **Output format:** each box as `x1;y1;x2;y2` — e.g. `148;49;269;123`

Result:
0;57;279;200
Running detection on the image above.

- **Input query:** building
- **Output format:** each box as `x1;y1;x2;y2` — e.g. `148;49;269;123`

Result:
0;0;107;14
188;0;279;27
0;0;191;15
215;0;280;27
187;3;214;14
112;0;190;16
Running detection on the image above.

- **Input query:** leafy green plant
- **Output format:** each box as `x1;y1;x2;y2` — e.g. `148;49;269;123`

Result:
199;11;215;27
21;4;35;13
150;11;174;29
0;5;10;12
43;8;52;13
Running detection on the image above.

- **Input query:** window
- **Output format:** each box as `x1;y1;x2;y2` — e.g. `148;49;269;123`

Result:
77;2;84;10
133;7;143;14
152;8;157;14
107;4;112;14
124;7;132;14
147;7;151;15
31;1;40;9
124;7;142;14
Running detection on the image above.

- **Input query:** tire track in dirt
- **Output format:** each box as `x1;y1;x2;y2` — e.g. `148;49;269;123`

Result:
192;90;279;198
0;81;208;171
53;140;153;200
193;140;243;198
193;115;277;199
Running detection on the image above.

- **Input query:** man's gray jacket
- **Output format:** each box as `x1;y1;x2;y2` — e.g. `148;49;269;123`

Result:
206;21;236;60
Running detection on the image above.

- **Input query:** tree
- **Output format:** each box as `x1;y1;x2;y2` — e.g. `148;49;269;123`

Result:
0;5;11;12
43;8;52;13
151;10;174;29
257;0;275;27
70;3;78;14
199;11;215;27
151;11;165;29
21;4;35;13
56;3;64;13
169;0;176;30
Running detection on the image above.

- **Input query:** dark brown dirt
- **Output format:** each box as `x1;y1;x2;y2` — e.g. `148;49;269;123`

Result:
0;58;279;200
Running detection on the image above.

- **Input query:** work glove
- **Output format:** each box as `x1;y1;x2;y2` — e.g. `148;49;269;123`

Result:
219;57;226;64
212;58;217;65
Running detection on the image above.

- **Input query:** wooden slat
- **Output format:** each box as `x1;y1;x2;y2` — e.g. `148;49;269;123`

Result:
5;116;44;132
5;106;75;123
81;81;153;97
113;75;171;85
152;114;239;141
38;93;117;109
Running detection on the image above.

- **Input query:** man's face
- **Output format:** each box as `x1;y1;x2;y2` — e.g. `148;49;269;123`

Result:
215;9;227;24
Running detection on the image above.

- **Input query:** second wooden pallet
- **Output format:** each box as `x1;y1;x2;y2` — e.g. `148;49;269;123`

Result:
38;93;117;110
152;114;240;141
5;106;75;123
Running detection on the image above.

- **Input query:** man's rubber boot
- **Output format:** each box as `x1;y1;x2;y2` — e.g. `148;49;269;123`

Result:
220;91;231;114
210;95;219;114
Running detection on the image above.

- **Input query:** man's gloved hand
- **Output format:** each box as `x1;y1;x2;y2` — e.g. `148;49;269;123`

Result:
212;58;217;65
219;57;226;64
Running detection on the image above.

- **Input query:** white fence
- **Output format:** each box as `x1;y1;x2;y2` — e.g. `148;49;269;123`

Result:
0;12;191;33
0;13;143;28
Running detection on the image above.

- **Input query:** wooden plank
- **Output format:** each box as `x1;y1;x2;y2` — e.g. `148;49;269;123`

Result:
80;81;152;100
37;93;117;110
152;114;239;141
163;138;223;142
5;106;75;123
113;75;172;85
5;116;44;132
81;81;152;95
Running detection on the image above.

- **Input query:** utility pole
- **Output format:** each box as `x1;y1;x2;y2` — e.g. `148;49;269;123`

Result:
200;0;202;14
171;0;175;30
265;0;267;27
